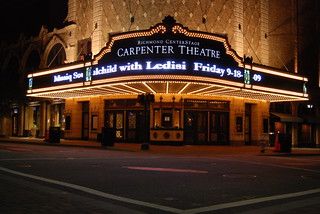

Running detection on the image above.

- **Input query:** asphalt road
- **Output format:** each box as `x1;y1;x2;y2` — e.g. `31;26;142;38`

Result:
0;142;320;213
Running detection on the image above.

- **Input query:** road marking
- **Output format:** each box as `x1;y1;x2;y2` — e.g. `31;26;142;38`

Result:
1;166;320;214
0;166;183;214
212;157;320;174
244;161;320;173
270;156;320;162
124;166;208;174
183;188;320;214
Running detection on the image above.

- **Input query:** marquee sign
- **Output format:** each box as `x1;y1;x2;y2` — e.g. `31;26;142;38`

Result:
27;16;308;101
92;16;246;83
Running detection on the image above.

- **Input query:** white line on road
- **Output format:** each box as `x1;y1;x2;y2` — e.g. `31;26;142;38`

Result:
212;157;320;174
183;188;320;214
1;166;320;214
0;166;184;214
241;160;320;173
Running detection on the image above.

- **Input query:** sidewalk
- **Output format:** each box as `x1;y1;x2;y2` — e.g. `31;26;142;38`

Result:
1;136;320;156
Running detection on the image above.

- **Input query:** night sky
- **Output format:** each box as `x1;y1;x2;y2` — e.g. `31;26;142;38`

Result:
0;0;68;42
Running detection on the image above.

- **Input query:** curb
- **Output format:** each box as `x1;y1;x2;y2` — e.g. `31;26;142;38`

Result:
0;138;135;152
1;137;320;156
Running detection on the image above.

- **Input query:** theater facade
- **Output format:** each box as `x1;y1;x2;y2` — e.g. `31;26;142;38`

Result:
26;17;308;145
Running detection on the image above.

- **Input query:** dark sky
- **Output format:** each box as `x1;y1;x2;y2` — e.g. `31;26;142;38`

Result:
0;0;68;42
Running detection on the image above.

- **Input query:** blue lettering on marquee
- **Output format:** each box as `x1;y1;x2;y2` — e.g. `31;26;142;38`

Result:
57;60;263;83
252;74;262;82
145;61;186;70
53;72;84;83
193;62;243;78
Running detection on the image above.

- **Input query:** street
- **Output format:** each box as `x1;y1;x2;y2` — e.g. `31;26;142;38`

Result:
1;142;320;213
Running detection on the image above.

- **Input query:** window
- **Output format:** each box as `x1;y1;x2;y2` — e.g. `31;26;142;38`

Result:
162;112;173;128
91;115;98;131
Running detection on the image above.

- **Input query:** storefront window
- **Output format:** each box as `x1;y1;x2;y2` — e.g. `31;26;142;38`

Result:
50;104;65;128
91;115;98;131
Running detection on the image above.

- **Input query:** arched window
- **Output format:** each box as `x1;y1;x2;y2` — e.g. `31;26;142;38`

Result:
46;43;66;67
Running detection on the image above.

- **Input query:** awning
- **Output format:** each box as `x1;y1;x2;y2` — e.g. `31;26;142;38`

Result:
270;112;303;123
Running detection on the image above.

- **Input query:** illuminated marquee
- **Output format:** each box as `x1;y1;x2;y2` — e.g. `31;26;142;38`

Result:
88;61;245;81
30;68;85;89
27;16;307;101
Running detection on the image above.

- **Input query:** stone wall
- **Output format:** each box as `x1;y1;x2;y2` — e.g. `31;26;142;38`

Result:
268;0;296;70
65;0;278;69
62;0;296;72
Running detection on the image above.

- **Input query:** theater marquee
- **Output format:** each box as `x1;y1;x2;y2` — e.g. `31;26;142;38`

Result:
27;16;308;102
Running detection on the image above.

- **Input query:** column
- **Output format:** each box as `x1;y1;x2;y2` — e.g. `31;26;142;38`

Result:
64;0;77;63
233;0;244;58
39;102;47;138
92;0;103;55
18;105;25;136
260;0;269;65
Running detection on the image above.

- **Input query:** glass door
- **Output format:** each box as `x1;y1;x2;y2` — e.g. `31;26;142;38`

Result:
126;110;145;142
210;113;218;143
196;111;208;143
126;111;136;142
184;111;208;144
105;111;124;141
184;111;196;144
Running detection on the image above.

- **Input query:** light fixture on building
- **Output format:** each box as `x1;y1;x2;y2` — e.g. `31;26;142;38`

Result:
307;104;313;109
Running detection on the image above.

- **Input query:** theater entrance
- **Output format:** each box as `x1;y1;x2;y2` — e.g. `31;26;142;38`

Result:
126;110;145;142
183;99;229;145
104;99;146;142
184;111;229;144
105;111;124;141
105;110;146;142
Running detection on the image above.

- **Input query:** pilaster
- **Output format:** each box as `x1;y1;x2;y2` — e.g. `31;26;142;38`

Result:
92;0;103;55
233;0;244;58
67;0;77;22
39;102;47;138
260;0;269;65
